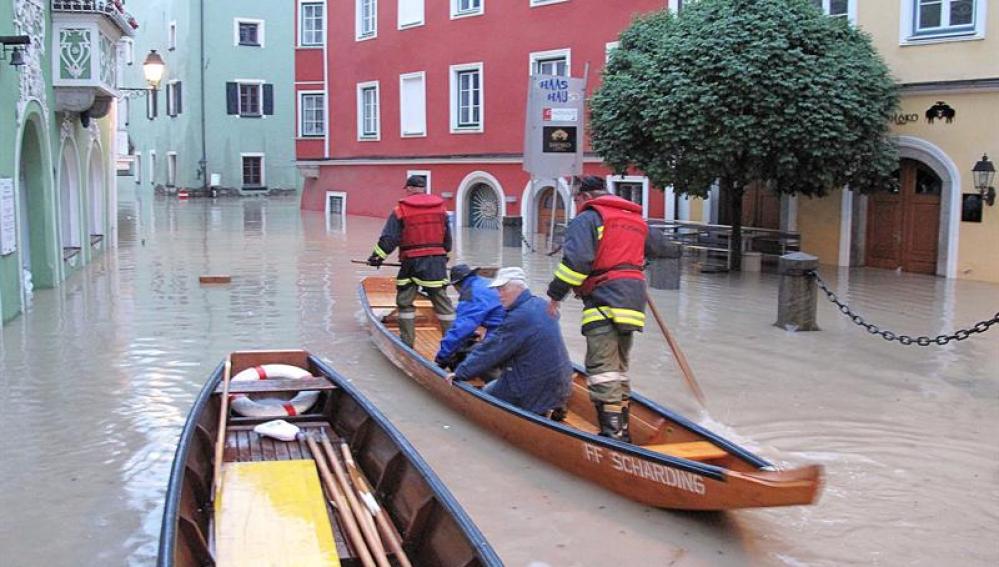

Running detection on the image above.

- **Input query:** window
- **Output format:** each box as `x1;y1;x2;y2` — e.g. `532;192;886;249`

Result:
608;176;649;218
241;154;265;188
530;0;570;6
451;0;483;18
398;0;424;28
530;49;570;76
227;82;273;116
810;0;854;21
166;80;182;117
605;41;620;63
450;63;483;132
326;191;347;219
167;152;177;187
122;38;134;65
357;0;377;39
901;0;983;41
235;19;264;46
240;83;261;116
299;92;325;137
168;21;177;50
300;2;324;46
406;171;431;193
357;81;380;140
399;72;426;136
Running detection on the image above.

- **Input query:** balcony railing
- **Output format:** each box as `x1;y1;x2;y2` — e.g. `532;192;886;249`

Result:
51;0;137;37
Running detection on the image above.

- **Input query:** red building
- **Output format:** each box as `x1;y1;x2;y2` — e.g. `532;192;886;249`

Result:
294;0;676;242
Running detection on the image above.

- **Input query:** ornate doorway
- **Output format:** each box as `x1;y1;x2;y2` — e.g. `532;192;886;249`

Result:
866;159;941;274
536;186;566;234
466;182;500;229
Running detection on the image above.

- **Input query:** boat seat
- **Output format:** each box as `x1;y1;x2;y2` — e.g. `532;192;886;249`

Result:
217;376;337;395
641;441;727;461
215;460;340;566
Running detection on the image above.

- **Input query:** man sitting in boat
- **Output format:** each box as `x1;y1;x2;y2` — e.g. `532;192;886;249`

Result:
448;267;572;417
434;264;505;371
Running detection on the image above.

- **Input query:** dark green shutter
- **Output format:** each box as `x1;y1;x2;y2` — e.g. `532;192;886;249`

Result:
226;82;238;114
263;84;274;115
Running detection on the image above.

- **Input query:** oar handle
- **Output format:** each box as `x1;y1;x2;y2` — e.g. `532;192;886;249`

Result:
645;290;708;409
352;259;403;267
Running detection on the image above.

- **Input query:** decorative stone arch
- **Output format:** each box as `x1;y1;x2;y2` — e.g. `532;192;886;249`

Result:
850;136;960;278
454;171;507;229
56;130;83;251
11;101;58;296
85;138;107;243
519;177;574;240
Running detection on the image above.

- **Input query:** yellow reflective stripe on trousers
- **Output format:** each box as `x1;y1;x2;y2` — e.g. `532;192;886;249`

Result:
411;277;448;288
554;262;587;286
373;245;388;259
581;307;646;327
396;278;412;286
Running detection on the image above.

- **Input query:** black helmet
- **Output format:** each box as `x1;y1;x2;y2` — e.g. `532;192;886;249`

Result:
449;264;479;286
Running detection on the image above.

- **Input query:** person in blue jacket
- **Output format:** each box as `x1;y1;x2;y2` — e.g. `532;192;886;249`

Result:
434;264;505;370
449;267;572;417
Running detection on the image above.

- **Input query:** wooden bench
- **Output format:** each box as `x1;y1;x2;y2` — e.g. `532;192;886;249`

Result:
641;441;727;462
216;376;338;395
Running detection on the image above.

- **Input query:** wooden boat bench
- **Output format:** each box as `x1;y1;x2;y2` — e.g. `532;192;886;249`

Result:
215;376;338;395
642;441;727;462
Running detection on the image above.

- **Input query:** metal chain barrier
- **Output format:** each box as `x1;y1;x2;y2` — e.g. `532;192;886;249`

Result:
520;232;537;253
809;270;999;346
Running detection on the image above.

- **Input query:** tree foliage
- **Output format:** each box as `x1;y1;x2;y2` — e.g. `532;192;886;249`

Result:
590;0;899;267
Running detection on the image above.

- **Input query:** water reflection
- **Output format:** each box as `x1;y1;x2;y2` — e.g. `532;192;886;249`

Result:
0;196;996;566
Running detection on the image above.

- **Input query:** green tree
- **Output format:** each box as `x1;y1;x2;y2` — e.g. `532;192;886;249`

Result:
590;0;898;270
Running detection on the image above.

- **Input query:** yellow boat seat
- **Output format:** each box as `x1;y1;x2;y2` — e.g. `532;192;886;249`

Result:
642;441;727;461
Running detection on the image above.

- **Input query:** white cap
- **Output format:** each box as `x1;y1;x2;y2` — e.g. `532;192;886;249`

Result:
488;266;528;287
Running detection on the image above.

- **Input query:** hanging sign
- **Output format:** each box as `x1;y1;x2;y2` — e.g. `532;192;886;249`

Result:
524;74;586;178
0;178;16;256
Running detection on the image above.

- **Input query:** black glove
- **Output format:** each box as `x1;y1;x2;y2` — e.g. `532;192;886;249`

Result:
367;253;384;267
434;354;451;370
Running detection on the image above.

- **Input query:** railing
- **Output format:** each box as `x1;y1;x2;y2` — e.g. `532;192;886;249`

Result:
51;0;137;35
649;220;801;270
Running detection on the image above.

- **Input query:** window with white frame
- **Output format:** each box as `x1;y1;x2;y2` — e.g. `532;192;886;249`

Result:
914;0;976;35
608;176;649;218
326;191;347;220
357;82;380;139
399;72;426;136
242;154;264;187
122;38;134;65
810;0;854;21
167;152;177;186
450;63;483;132
530;49;570;76
168;21;177;50
451;0;483;18
299;92;325;137
605;41;620;63
530;0;570;7
239;83;262;116
300;2;324;46
235;19;264;46
357;0;377;39
398;0;423;28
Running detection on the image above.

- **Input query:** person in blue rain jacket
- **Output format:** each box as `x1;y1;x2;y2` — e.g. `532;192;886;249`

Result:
435;264;506;370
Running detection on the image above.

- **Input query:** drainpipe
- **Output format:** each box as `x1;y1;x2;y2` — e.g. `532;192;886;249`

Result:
199;0;209;193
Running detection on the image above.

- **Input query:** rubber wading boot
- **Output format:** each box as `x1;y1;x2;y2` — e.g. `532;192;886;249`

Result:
596;403;630;442
620;403;632;443
399;317;416;347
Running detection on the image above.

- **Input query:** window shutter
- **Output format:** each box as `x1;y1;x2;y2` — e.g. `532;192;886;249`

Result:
176;82;183;115
263;84;274;115
226;82;238;115
166;85;174;116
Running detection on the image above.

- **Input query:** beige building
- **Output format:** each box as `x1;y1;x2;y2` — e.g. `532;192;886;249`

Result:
799;0;999;283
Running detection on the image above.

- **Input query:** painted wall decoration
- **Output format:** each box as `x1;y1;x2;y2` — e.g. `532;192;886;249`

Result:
925;101;955;124
13;0;49;123
60;28;93;80
1;179;16;256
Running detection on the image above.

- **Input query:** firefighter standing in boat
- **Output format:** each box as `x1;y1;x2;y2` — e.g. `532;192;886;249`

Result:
546;176;651;442
368;176;456;347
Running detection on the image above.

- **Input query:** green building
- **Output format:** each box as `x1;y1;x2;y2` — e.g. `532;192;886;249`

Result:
121;0;299;196
1;0;136;324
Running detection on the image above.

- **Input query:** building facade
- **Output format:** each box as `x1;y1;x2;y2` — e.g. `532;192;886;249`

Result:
295;0;680;247
122;0;299;197
1;0;135;324
796;0;999;283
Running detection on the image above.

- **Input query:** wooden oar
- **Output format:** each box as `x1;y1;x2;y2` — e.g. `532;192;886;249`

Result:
645;290;708;409
304;434;376;567
320;435;391;567
339;442;412;567
352;259;403;268
211;359;232;501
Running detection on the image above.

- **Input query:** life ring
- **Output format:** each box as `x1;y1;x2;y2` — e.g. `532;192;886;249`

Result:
229;364;319;418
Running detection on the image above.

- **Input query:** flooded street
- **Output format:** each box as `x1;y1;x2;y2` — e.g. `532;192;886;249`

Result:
1;193;997;566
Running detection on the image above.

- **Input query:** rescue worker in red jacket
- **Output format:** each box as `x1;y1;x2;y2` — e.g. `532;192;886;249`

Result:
546;176;653;442
368;176;456;347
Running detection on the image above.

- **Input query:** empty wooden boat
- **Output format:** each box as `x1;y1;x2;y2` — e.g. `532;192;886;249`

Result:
360;277;823;511
159;349;501;567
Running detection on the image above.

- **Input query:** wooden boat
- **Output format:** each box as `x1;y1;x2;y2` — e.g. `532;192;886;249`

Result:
360;277;823;511
159;349;501;567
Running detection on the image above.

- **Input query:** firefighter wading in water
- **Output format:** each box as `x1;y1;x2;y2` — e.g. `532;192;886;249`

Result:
546;176;653;442
368;176;456;346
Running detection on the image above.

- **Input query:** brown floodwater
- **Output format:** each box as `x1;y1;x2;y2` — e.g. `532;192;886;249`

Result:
1;193;996;566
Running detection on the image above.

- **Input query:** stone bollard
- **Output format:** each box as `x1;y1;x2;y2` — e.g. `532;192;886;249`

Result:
647;242;683;290
775;252;820;331
502;216;523;248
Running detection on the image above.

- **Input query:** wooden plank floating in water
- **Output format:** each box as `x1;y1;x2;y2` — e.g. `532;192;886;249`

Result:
199;275;232;284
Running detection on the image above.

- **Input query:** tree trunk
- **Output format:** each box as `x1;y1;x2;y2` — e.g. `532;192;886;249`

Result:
725;179;744;271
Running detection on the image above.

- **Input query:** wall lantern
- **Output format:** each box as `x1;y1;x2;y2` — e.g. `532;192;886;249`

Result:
0;35;30;68
972;154;996;207
142;49;166;90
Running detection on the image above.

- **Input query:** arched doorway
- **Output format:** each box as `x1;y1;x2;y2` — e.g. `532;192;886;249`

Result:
15;113;57;301
466;182;501;229
866;158;941;274
88;144;106;243
58;141;82;252
536;186;567;235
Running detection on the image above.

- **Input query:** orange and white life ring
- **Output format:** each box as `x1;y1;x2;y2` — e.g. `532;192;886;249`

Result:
229;364;319;418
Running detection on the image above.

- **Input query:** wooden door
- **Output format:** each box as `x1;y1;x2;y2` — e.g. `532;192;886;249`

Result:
536;187;566;234
866;159;941;274
741;182;780;229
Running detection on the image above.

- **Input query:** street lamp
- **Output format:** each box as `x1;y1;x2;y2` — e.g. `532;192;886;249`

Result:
142;49;165;90
972;154;996;207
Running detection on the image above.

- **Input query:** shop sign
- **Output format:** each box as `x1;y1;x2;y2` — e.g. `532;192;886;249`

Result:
890;101;957;126
1;178;15;256
524;74;586;178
